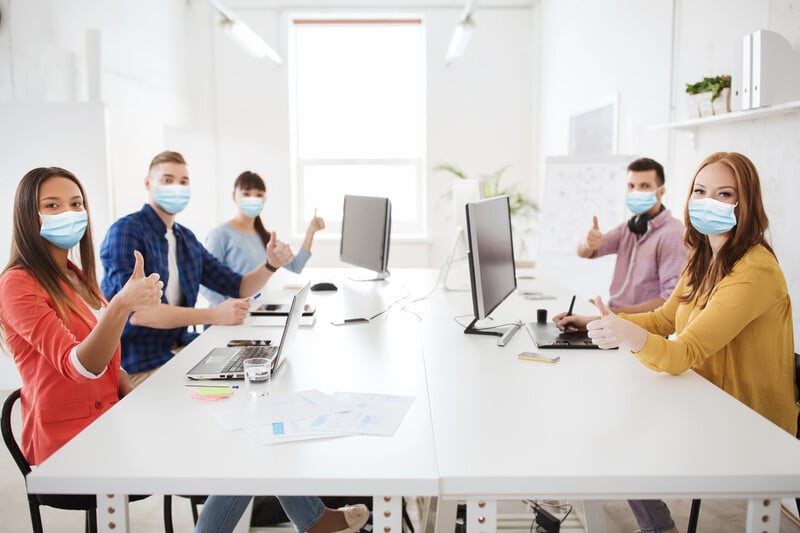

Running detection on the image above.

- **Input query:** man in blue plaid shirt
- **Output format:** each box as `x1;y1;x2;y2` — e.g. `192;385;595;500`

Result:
100;151;293;384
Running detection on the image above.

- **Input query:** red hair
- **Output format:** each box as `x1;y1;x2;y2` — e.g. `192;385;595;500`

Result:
680;152;774;304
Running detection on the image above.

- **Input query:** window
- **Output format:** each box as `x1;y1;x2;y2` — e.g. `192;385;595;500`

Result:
289;17;427;238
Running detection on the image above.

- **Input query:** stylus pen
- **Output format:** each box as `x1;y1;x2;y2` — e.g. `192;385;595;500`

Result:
567;294;576;316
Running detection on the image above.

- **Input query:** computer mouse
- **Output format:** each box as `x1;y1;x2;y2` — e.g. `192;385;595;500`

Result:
310;282;338;292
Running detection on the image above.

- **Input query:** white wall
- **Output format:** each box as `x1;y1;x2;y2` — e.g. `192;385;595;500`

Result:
210;4;536;269
535;0;800;338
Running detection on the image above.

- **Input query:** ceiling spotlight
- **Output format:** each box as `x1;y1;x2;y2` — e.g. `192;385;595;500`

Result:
208;0;282;64
444;0;476;65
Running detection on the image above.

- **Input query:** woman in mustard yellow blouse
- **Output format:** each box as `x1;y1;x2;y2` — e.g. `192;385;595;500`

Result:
555;151;797;533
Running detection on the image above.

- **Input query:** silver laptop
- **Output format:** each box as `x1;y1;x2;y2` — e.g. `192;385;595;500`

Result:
186;283;310;380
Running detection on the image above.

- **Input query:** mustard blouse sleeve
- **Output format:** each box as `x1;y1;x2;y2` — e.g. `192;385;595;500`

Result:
630;249;784;375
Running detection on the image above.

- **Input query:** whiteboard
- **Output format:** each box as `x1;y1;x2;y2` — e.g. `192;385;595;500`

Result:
0;103;111;271
538;155;634;254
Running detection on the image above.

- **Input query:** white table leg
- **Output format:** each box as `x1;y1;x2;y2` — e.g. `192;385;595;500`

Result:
97;493;129;533
374;495;403;533
746;497;780;533
581;500;607;533
433;498;458;533
466;498;496;533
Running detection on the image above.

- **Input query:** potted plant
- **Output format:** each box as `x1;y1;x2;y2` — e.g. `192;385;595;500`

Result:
685;75;731;118
434;163;538;261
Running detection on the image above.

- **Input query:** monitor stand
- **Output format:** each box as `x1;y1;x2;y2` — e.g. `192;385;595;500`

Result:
441;226;470;292
347;270;390;282
463;318;522;346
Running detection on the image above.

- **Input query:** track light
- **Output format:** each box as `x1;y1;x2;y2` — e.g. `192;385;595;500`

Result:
444;0;476;65
207;0;282;64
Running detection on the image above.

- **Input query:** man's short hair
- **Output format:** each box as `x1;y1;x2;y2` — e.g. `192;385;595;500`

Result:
148;151;186;172
627;157;665;186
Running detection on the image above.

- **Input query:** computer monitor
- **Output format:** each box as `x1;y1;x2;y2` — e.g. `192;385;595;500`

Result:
464;195;517;336
340;194;392;281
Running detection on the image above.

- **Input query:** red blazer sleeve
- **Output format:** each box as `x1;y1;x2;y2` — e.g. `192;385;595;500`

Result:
0;268;95;383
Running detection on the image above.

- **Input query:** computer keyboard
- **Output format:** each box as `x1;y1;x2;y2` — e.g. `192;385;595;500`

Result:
221;346;276;372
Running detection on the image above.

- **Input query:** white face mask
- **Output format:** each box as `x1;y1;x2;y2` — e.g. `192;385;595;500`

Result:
238;197;264;218
153;185;191;214
688;198;738;235
39;210;88;249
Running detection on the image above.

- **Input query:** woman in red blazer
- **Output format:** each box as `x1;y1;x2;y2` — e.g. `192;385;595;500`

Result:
0;167;163;465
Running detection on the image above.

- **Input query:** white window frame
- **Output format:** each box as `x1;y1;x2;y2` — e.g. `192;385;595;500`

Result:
287;15;428;240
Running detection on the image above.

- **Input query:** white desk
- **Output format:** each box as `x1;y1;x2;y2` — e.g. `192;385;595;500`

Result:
414;269;800;533
26;268;800;533
26;269;439;533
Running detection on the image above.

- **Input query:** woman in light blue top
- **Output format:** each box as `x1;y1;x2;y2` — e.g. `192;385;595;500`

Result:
202;171;325;306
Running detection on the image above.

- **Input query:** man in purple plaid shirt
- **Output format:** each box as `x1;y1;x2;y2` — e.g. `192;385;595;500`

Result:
100;151;293;384
577;158;687;314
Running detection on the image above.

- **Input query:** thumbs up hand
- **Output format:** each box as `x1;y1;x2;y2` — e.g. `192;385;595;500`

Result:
117;251;163;312
584;215;603;251
266;231;294;269
586;296;648;351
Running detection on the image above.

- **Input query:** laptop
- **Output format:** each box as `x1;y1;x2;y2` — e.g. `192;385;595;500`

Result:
186;283;310;380
524;322;614;349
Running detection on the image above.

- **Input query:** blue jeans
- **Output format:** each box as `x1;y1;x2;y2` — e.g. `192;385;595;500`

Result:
195;495;325;533
628;499;676;533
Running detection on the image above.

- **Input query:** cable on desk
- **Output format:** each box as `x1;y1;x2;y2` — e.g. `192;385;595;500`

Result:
368;284;411;321
453;314;519;332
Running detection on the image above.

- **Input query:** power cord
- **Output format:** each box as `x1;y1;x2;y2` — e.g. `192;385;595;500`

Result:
522;500;573;533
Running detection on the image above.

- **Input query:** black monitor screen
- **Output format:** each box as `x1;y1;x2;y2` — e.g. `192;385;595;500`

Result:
465;196;517;320
340;195;391;278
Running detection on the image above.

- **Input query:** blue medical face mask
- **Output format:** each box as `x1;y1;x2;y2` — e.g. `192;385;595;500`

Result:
39;210;88;250
688;198;738;235
153;184;191;214
625;191;658;214
238;197;264;218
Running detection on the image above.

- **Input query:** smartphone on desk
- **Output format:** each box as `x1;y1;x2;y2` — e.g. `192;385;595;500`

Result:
518;351;560;364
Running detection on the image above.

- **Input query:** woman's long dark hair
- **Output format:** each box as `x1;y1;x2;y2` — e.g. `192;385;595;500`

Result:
680;152;774;305
233;171;270;248
1;167;102;326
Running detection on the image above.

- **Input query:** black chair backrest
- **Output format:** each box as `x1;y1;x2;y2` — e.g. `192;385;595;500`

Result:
795;352;800;406
1;389;32;478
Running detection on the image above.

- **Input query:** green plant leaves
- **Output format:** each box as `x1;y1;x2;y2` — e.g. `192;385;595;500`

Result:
433;164;538;216
684;75;731;101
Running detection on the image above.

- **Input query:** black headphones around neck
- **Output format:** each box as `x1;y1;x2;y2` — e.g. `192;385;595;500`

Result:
627;204;665;235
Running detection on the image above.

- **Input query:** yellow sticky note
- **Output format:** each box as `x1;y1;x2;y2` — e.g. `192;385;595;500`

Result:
197;386;232;397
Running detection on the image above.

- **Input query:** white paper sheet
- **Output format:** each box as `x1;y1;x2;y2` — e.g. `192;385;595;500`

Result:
204;389;348;431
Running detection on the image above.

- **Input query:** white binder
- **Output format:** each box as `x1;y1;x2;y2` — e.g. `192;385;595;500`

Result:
731;34;751;111
750;29;800;109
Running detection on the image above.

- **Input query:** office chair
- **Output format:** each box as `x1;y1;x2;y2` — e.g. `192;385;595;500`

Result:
2;388;189;533
686;352;800;533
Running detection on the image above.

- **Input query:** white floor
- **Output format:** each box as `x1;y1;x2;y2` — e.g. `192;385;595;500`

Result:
2;387;799;532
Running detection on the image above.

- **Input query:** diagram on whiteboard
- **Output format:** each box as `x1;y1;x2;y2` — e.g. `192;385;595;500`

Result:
538;156;634;254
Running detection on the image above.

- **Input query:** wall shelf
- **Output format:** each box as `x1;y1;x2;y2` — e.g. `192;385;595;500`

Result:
650;99;800;130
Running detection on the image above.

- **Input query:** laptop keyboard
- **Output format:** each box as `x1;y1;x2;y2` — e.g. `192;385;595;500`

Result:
221;346;277;373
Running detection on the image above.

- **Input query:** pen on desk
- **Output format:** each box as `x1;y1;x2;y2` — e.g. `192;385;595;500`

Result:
567;294;576;316
184;384;239;388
